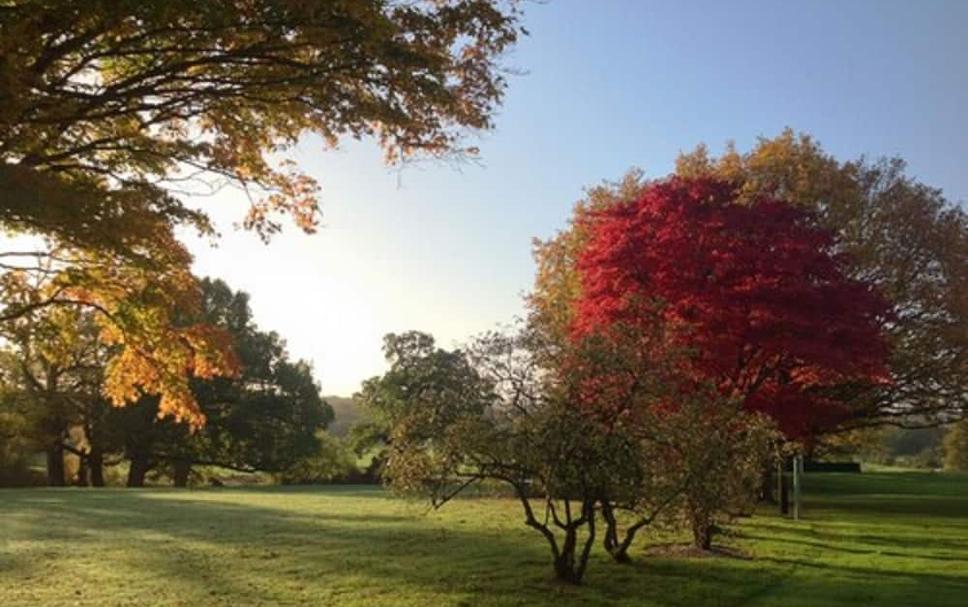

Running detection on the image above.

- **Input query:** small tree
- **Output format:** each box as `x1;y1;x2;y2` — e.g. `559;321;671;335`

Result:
356;330;619;584
656;391;779;550
561;324;777;558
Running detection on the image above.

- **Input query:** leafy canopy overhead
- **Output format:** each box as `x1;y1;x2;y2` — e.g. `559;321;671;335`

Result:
0;0;523;246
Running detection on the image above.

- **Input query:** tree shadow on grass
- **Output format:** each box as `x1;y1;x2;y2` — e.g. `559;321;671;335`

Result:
1;488;967;606
742;519;968;553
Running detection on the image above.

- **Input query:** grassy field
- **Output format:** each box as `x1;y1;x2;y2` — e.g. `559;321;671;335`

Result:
1;472;966;606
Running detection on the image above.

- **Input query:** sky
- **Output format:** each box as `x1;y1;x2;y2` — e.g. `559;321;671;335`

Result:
183;0;968;397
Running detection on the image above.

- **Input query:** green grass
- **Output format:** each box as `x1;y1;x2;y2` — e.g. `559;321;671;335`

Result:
1;472;966;606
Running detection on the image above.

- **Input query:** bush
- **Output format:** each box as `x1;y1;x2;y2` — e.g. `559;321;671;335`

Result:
656;402;779;551
279;431;357;484
0;409;45;487
943;421;968;472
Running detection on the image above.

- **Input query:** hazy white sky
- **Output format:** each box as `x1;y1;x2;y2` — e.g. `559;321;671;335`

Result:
181;1;968;396
182;140;539;396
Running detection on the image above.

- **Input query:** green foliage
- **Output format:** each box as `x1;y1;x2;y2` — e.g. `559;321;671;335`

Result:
115;278;333;482
279;431;358;484
356;329;614;583
352;330;492;489
943;421;968;471
818;426;944;469
0;277;331;486
656;398;779;549
0;392;44;486
324;396;361;438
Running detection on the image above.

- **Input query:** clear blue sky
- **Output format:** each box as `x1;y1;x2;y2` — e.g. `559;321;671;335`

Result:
187;0;968;396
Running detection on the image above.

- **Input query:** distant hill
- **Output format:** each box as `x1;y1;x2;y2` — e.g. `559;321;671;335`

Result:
324;396;362;437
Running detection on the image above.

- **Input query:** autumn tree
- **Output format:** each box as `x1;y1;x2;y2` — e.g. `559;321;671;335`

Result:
0;245;238;427
0;300;123;485
116;278;333;487
0;0;524;423
0;0;523;245
675;131;967;428
0;276;329;487
529;169;650;342
573;176;891;443
567;177;891;545
535;133;966;433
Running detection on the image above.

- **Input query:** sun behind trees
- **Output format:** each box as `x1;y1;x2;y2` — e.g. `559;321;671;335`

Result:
0;0;523;422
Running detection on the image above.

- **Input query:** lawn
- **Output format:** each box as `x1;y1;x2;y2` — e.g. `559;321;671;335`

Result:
1;471;966;606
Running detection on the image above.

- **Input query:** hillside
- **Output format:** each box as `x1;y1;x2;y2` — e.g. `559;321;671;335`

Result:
324;396;362;437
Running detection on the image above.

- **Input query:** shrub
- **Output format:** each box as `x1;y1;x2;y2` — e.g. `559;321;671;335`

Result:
943;421;968;472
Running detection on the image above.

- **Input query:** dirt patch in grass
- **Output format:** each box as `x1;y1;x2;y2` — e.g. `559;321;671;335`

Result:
644;543;752;560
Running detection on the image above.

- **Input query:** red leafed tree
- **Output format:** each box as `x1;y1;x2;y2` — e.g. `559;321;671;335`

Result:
573;177;891;442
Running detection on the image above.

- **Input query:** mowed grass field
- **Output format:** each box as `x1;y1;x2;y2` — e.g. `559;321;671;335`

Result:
1;472;966;606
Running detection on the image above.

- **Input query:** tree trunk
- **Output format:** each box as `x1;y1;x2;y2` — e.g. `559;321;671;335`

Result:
553;527;583;584
46;443;65;487
600;500;632;563
75;456;90;486
760;464;776;504
127;454;150;487
172;460;191;488
692;522;713;551
89;448;105;487
688;502;715;551
550;502;596;584
779;460;790;515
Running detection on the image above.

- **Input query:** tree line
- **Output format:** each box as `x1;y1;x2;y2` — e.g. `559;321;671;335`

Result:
0;277;339;488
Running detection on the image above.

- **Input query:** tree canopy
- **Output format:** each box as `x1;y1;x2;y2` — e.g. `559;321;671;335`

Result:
573;176;891;441
675;131;967;427
0;0;523;422
0;0;523;246
532;131;966;432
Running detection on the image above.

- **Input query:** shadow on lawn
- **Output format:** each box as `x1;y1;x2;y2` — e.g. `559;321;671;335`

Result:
2;487;967;606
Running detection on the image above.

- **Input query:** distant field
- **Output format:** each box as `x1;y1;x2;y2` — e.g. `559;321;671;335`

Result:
1;472;966;606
